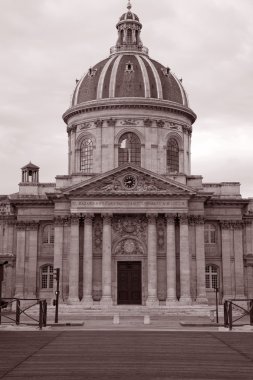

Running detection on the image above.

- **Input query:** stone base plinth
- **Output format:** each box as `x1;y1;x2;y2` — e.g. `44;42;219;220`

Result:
67;297;80;305
81;296;94;308
100;296;113;307
146;296;159;308
179;296;192;305
166;298;179;307
196;296;208;305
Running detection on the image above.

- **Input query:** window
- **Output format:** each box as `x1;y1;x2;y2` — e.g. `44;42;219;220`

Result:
80;138;93;173
205;265;218;289
118;133;141;166
204;224;216;244
42;225;54;244
41;265;53;289
126;28;132;44
167;138;179;173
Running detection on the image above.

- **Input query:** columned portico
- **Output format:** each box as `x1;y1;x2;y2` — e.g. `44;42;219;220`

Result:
233;223;245;298
68;215;80;304
100;214;113;306
82;214;94;306
15;223;26;298
195;217;208;304
54;217;64;301
221;222;233;301
146;214;159;307
179;215;191;305
166;214;177;305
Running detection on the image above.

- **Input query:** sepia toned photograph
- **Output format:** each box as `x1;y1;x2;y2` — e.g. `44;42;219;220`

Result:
0;0;253;379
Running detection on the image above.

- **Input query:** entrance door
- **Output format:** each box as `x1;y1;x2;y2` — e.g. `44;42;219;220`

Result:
117;261;142;305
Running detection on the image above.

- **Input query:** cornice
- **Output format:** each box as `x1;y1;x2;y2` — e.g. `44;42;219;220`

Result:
206;199;249;207
62;98;196;124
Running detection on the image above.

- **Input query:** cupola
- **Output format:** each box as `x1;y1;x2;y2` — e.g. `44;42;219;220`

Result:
21;162;40;183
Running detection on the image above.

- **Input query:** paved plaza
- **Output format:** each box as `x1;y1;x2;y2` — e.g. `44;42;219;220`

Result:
0;330;253;379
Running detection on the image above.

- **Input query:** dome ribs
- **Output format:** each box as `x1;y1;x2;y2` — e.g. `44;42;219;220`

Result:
142;56;163;99
151;59;185;105
115;55;145;98
141;56;157;98
97;56;116;100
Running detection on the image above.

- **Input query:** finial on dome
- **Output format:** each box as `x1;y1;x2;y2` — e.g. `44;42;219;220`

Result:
127;0;132;11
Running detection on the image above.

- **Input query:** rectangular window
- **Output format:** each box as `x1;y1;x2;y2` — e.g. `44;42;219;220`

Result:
42;274;48;289
205;274;210;288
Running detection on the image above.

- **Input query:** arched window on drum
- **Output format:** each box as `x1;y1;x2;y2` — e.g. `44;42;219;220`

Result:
167;138;179;173
205;265;219;290
204;224;216;244
80;138;93;173
118;133;141;166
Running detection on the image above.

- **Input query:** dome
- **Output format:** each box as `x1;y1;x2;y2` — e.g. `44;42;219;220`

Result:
72;55;188;106
119;11;139;22
64;1;195;124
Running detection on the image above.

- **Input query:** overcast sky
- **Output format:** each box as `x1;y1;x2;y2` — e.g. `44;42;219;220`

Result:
0;0;252;197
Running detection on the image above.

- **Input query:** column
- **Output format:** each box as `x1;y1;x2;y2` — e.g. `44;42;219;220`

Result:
146;214;159;307
195;217;208;304
179;215;192;304
53;217;64;302
15;222;26;298
247;265;253;298
234;222;245;298
221;221;233;301
71;125;77;174
166;214;177;305
82;214;94;306
68;215;80;304
26;222;38;298
100;214;113;306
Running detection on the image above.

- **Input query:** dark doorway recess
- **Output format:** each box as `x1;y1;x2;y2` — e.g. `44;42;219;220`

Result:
117;261;142;305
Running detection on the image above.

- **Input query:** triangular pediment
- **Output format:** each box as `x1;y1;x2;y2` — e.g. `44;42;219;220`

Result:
62;165;196;197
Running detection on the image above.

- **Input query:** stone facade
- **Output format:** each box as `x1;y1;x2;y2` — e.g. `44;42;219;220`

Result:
1;3;253;308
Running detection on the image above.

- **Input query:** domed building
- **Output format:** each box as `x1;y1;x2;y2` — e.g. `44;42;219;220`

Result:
1;2;253;310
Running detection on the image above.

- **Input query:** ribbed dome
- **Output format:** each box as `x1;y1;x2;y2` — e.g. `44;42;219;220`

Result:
119;11;139;22
72;55;188;107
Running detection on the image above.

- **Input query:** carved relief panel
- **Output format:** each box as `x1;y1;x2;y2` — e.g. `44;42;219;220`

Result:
112;215;147;256
92;215;103;257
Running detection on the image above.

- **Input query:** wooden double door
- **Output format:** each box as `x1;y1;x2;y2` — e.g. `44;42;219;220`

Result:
117;261;142;305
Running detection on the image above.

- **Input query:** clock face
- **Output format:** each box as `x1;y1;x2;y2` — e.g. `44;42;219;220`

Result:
123;175;136;189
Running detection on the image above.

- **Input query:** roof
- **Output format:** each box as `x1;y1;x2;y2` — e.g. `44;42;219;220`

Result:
72;55;188;107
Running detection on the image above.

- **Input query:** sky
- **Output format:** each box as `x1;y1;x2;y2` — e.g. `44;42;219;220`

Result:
0;0;252;197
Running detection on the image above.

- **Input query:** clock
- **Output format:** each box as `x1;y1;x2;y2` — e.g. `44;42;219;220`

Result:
123;175;136;189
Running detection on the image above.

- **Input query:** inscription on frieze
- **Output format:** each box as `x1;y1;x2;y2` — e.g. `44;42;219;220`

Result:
71;199;187;210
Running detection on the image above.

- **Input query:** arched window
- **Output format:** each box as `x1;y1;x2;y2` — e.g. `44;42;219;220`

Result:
41;265;53;289
167;138;179;173
80;138;93;173
126;28;132;44
118;133;141;166
205;265;218;289
204;224;216;244
42;225;54;244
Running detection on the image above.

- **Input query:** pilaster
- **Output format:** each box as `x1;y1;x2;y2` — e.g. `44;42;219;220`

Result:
220;221;233;300
146;214;159;307
26;222;39;298
15;222;26;298
165;214;177;305
194;216;208;304
233;222;245;298
68;214;80;304
179;214;191;305
100;214;113;306
54;216;65;302
82;214;94;307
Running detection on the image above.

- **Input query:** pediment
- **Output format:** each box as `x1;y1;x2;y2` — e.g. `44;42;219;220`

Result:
62;165;196;197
